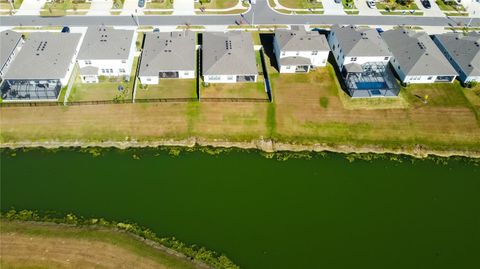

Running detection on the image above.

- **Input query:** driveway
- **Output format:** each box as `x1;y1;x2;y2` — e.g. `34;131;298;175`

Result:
121;0;144;15
173;0;194;15
323;0;346;15
354;0;380;15
88;0;112;15
15;0;46;15
414;0;444;17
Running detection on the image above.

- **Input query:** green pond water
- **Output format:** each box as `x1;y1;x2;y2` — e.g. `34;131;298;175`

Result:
1;148;479;269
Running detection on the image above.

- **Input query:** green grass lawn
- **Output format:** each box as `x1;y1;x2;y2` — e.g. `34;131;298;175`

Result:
342;0;356;9
376;0;419;11
0;0;23;9
136;79;197;100
112;0;124;9
195;0;240;9
146;0;173;9
435;0;465;11
277;0;323;9
40;0;90;16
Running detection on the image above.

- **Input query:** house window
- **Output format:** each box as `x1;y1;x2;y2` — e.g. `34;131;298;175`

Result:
286;66;291;69
109;69;113;73
427;76;432;80
146;78;151;81
184;72;190;76
209;76;221;81
332;45;336;50
351;57;357;62
101;69;105;73
122;60;126;63
85;60;91;65
281;52;285;56
296;52;300;56
312;51;318;55
384;57;389;61
227;76;234;80
119;68;126;73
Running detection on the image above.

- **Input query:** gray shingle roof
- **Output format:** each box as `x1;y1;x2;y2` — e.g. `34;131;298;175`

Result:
78;26;135;60
202;32;257;76
330;25;391;57
139;31;196;76
0;30;22;71
381;29;457;76
4;32;81;80
275;27;329;52
434;32;480;77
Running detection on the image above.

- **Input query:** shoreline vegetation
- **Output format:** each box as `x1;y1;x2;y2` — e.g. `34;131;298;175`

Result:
1;137;479;159
0;209;239;269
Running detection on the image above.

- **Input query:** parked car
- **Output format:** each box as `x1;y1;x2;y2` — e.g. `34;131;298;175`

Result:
421;0;431;9
334;0;341;3
153;28;160;33
367;0;376;8
138;0;145;8
61;26;70;33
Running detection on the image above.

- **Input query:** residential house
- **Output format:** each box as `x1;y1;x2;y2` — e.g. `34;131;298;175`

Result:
202;31;257;83
0;30;24;79
328;25;399;97
382;29;457;84
433;32;480;84
138;31;196;85
273;26;330;73
0;32;82;101
77;26;137;83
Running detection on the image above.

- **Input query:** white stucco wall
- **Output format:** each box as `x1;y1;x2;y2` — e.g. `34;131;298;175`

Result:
203;74;258;83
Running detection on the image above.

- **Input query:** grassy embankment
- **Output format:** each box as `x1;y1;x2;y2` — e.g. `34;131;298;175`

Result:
1;33;479;156
0;220;204;269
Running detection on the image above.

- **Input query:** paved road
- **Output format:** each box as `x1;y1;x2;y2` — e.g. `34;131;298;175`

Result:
1;0;479;27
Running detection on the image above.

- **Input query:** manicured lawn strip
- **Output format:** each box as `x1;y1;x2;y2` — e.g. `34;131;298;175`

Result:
144;11;173;14
146;0;173;9
342;0;356;9
0;221;204;269
380;11;423;15
136;79;197;99
278;0;323;9
376;1;419;10
195;0;239;9
445;12;468;16
0;2;12;10
112;0;124;9
1;0;23;9
196;9;246;14
435;0;465;11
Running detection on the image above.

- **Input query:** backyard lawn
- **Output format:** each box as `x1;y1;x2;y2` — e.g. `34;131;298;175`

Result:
135;79;197;100
68;58;138;102
277;0;323;9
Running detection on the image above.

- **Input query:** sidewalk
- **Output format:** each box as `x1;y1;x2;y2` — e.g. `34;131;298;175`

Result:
15;0;46;15
173;0;194;15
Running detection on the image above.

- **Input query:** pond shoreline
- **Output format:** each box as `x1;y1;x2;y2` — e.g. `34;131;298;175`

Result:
1;137;479;159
